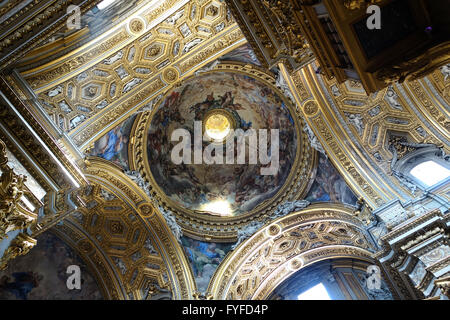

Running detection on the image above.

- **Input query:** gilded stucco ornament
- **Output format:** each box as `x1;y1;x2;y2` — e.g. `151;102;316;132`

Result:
232;200;311;249
21;0;242;146
353;197;375;225
125;170;183;243
0;139;37;240
128;18;145;34
0;232;37;270
85;160;196;299
303;101;318;116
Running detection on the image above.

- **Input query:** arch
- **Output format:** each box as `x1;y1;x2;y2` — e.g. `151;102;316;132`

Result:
268;258;393;300
73;158;197;299
207;203;378;299
391;145;450;190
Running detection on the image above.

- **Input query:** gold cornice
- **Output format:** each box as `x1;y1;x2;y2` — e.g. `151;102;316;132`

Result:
0;129;52;194
281;63;391;207
0;0;102;70
0;76;87;189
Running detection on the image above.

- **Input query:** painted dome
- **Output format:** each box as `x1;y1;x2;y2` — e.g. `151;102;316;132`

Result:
146;71;298;217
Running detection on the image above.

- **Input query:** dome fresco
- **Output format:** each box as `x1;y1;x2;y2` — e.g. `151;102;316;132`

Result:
146;71;298;216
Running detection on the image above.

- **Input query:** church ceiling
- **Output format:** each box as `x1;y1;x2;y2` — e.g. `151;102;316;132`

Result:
18;0;244;151
311;64;449;200
67;183;171;299
281;62;450;208
1;0;449;301
78;159;197;299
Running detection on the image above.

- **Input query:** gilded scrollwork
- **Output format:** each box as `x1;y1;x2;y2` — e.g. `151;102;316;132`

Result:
0;232;37;270
0;139;37;240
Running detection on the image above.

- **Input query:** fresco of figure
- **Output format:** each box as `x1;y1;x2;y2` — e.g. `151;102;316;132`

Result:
306;154;358;205
0;272;43;300
90;115;136;170
0;232;102;300
181;237;232;293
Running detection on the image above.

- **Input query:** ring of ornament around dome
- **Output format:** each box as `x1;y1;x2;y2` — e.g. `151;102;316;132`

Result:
131;63;316;242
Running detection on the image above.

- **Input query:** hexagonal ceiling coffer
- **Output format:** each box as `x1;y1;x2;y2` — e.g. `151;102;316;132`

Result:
81;82;104;100
143;43;165;61
202;1;221;22
205;4;219;17
108;219;127;237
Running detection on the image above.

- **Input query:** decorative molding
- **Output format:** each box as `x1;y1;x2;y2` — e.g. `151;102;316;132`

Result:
207;203;377;299
0;139;37;240
84;159;196;299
